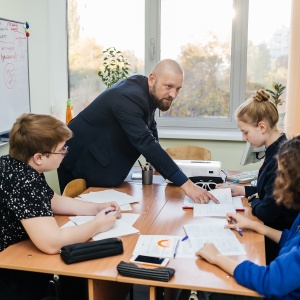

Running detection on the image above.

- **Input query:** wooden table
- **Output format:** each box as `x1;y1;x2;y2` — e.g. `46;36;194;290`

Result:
0;171;264;299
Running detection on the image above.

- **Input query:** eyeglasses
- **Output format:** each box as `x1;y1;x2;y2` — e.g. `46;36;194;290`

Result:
44;145;69;156
195;180;217;191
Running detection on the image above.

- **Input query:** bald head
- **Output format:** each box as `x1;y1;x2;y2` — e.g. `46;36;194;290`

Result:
151;59;184;78
148;59;184;111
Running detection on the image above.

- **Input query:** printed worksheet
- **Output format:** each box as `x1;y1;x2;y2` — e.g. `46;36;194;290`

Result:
183;188;243;215
193;203;236;217
132;235;180;258
183;223;246;256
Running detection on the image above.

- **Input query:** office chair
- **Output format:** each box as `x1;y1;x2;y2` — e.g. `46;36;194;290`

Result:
62;178;87;197
165;145;211;160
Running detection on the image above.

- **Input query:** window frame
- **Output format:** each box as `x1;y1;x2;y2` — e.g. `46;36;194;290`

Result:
145;0;249;138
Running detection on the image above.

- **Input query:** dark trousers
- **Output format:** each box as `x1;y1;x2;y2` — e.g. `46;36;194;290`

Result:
0;269;87;300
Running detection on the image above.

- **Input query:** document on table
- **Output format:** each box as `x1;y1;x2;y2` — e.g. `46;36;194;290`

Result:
92;219;139;240
77;189;138;206
132;235;179;258
183;222;246;256
183;188;243;216
61;213;140;240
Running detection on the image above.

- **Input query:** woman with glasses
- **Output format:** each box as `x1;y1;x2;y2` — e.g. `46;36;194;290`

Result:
0;113;121;300
197;136;300;300
218;89;297;263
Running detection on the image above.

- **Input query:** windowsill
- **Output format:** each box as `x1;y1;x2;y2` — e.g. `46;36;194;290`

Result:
158;128;242;141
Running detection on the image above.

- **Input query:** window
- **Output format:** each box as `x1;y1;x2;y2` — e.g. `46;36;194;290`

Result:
67;0;145;116
67;0;291;136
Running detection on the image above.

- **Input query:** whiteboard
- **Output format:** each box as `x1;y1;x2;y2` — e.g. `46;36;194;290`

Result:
0;18;30;134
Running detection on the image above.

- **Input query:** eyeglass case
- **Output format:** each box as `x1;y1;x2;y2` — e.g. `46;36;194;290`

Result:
117;261;175;282
60;238;123;264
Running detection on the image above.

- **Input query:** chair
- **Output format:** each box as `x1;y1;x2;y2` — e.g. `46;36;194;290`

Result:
165;145;211;160
62;178;87;197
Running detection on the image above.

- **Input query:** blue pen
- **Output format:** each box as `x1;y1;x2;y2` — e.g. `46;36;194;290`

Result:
234;221;243;237
105;210;116;215
228;179;239;185
182;235;189;241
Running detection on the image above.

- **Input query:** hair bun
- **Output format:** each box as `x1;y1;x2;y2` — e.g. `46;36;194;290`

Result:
253;89;270;102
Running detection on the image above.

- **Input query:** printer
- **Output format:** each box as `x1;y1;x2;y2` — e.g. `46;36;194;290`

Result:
174;160;222;178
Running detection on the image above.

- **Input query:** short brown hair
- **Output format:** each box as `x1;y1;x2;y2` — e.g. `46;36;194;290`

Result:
9;113;73;163
236;89;279;128
273;136;300;210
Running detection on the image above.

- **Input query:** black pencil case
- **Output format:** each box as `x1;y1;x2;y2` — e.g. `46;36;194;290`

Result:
117;261;175;282
60;238;123;264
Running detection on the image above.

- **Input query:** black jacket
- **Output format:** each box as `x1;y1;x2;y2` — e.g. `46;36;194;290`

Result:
59;75;188;188
245;134;298;230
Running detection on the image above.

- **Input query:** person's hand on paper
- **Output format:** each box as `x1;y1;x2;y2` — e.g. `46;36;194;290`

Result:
100;201;122;218
196;243;238;275
216;184;245;197
181;179;219;204
225;212;252;231
196;243;221;264
94;207;119;232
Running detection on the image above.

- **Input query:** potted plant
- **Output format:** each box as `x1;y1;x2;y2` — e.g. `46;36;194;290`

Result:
266;82;286;132
98;47;131;88
266;82;286;108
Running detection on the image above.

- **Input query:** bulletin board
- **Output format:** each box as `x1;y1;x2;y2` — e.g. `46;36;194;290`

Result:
0;17;30;134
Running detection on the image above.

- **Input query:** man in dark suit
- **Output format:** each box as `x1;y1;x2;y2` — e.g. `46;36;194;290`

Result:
58;59;218;204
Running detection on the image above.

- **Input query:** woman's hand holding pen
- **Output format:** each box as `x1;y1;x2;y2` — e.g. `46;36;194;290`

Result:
100;201;122;218
225;213;253;232
94;206;119;232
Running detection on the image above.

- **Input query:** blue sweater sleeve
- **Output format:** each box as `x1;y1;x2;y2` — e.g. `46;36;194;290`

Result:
234;246;300;299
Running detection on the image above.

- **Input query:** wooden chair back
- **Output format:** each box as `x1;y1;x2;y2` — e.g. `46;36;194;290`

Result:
62;178;87;198
165;145;211;160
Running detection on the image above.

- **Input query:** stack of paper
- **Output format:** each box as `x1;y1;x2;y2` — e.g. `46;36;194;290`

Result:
61;213;140;241
77;189;139;211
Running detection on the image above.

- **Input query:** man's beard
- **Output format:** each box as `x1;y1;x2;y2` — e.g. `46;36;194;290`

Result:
149;84;173;112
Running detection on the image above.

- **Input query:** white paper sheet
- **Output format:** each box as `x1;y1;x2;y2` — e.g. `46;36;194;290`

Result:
132;235;180;258
183;223;246;256
65;213;141;240
78;189;138;206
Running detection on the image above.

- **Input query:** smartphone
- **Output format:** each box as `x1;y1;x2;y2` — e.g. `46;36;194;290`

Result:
130;255;169;267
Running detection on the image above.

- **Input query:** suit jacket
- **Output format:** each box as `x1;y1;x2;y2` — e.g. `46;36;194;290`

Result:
59;75;188;188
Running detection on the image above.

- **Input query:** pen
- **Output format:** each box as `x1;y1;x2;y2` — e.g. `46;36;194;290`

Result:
228;179;239;185
173;239;180;258
234;221;243;236
182;235;189;241
105;210;116;215
138;160;144;170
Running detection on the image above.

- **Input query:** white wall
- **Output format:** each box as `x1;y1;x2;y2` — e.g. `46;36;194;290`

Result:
0;0;68;193
0;0;261;194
